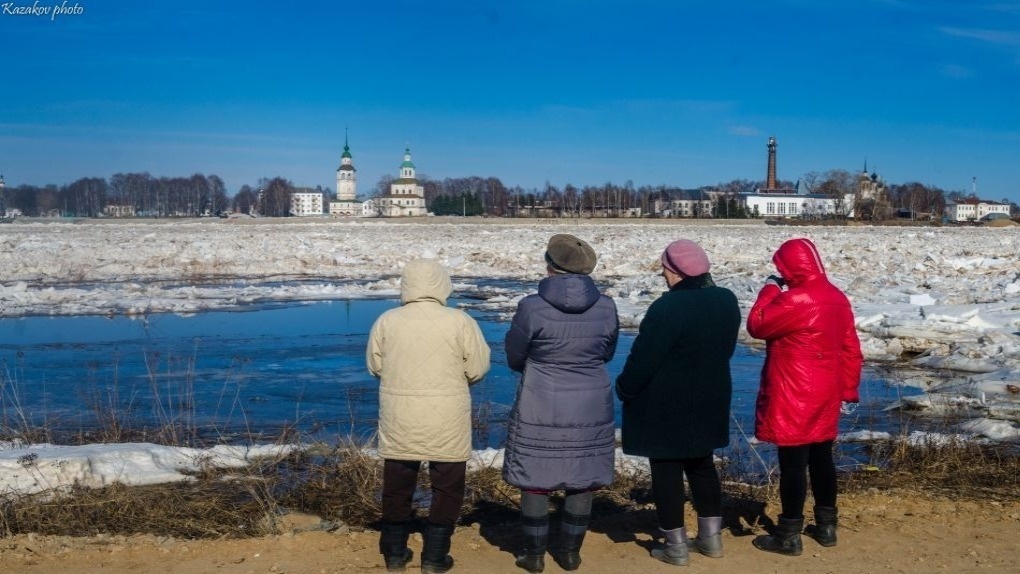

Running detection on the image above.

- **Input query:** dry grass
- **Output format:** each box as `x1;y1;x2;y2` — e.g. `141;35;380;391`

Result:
0;479;273;539
841;436;1020;502
2;431;1017;540
276;442;383;527
5;364;1015;545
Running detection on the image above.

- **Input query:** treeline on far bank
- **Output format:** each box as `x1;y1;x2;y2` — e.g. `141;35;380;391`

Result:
2;168;993;219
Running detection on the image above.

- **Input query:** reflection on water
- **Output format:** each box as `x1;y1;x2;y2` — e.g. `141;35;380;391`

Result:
0;295;915;474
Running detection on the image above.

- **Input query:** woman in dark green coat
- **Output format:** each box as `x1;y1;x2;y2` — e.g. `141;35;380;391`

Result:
616;239;740;567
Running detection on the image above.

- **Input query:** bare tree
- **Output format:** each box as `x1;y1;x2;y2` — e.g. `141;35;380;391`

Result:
232;185;257;214
61;177;107;217
563;184;579;218
815;169;855;218
208;175;228;215
374;175;395;197
257;177;294;217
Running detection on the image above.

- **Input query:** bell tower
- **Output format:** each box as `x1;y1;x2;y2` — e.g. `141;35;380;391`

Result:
336;130;357;201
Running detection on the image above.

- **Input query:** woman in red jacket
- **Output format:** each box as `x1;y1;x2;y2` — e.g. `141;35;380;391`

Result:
746;238;863;556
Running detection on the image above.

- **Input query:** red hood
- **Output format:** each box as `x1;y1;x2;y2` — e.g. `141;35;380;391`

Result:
773;238;827;287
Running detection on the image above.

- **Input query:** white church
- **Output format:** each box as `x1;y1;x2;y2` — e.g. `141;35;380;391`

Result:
326;141;427;218
377;147;428;217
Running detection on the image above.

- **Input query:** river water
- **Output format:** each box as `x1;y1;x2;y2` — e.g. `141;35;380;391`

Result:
0;295;918;473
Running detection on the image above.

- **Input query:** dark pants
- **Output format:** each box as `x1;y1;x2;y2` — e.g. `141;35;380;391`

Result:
650;455;722;530
777;440;837;519
381;459;466;527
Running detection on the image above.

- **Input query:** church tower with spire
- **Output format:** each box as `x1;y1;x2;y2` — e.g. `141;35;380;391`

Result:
329;132;371;216
336;132;357;202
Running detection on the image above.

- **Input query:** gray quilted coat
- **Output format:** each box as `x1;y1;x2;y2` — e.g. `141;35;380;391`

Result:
502;273;619;491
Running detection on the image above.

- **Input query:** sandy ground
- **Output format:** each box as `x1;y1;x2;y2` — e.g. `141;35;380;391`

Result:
2;490;1017;574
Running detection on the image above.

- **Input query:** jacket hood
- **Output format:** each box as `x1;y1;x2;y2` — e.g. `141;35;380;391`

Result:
400;259;452;305
773;238;827;287
537;273;602;314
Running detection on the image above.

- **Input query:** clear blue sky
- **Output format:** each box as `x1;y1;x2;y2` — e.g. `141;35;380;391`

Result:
2;1;1019;201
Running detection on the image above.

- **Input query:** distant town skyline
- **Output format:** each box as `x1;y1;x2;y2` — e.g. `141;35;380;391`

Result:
2;1;1018;201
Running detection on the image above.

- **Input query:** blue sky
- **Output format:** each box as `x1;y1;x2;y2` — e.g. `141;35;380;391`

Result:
2;0;1019;201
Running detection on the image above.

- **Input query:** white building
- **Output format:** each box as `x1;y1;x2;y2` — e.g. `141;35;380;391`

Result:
329;136;364;217
742;192;856;219
290;190;324;217
102;204;136;217
652;190;714;218
377;148;427;217
945;198;1011;222
359;198;379;217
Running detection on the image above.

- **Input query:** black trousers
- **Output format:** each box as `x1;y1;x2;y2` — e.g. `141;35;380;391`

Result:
649;455;721;530
381;459;466;527
777;440;837;519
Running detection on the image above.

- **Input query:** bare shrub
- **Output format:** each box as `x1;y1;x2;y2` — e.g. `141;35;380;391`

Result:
277;441;383;527
843;436;1020;501
0;480;273;538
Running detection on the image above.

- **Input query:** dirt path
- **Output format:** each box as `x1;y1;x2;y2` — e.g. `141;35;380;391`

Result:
2;490;1017;573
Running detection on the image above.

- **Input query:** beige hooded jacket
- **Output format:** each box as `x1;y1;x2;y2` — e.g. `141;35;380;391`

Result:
367;259;491;462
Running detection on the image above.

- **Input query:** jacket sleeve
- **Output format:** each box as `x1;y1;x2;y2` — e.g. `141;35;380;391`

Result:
615;300;672;403
461;314;491;385
746;284;804;341
366;317;384;378
504;299;532;373
840;311;864;402
603;299;620;363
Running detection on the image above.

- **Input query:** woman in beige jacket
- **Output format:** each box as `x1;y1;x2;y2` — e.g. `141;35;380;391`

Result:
367;259;491;574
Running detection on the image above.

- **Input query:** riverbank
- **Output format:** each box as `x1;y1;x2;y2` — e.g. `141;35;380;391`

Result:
2;436;1017;572
2;490;1017;573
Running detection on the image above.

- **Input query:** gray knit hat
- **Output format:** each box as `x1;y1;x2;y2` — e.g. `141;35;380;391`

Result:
544;234;597;275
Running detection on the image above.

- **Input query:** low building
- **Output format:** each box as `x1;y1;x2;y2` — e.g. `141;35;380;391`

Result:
741;192;856;219
652;189;714;218
329;200;361;217
359;198;379;217
103;204;136;217
945;198;1011;222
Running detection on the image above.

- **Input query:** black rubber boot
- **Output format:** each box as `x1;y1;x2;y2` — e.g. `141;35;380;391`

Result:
514;513;548;573
553;510;589;571
378;521;413;572
752;516;803;556
421;523;455;574
806;505;838;547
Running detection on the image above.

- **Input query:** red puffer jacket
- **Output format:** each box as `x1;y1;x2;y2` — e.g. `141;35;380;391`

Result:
747;238;863;446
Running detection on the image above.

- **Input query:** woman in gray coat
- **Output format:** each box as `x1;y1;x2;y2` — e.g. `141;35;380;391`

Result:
503;234;619;573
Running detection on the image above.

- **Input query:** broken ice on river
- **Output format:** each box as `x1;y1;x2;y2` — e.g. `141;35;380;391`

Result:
2;218;1019;446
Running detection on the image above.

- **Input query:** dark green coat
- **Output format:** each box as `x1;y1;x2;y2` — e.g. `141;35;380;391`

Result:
615;274;740;459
